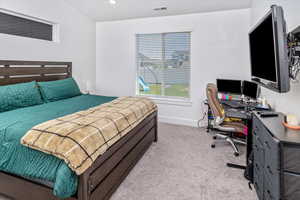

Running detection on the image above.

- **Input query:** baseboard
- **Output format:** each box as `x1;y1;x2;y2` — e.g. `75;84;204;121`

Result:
158;115;207;127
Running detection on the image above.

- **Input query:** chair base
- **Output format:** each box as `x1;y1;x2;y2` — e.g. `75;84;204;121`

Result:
227;163;246;170
211;133;246;156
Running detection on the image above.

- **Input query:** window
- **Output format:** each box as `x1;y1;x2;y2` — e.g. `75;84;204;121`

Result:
136;32;191;99
0;10;56;41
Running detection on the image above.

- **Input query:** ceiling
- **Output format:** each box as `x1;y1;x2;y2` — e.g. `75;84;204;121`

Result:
64;0;252;22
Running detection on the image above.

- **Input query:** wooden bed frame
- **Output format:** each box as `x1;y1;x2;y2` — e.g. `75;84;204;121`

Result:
0;60;158;200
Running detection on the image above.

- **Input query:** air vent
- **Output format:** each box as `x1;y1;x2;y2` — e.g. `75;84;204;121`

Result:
153;7;168;11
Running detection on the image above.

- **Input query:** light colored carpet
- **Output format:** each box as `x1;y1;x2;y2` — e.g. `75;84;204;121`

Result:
0;123;257;200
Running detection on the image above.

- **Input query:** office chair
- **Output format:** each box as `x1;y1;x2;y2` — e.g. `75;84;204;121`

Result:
206;83;247;156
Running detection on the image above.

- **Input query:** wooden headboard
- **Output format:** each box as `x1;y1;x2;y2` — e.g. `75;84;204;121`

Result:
0;60;72;86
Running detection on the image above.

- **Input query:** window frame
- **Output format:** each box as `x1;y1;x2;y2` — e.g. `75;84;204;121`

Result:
135;31;192;101
0;8;59;42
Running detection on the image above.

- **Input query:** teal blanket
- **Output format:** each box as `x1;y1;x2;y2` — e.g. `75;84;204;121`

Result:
0;94;116;198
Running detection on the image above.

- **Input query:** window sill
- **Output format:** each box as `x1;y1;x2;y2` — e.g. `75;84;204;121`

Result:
137;95;192;107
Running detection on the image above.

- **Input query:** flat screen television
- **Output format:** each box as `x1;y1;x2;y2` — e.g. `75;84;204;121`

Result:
249;5;290;93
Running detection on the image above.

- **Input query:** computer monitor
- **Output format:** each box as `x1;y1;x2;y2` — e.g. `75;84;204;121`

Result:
216;79;242;95
242;81;259;99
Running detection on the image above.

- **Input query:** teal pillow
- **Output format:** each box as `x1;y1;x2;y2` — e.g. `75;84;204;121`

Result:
38;78;81;102
0;81;43;113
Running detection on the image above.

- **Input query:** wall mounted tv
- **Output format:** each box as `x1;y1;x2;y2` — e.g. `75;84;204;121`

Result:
249;5;290;93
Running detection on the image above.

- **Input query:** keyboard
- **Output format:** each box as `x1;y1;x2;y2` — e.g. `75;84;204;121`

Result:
226;110;249;119
222;101;245;108
222;100;259;109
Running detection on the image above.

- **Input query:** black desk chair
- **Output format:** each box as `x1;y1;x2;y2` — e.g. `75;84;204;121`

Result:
206;83;247;156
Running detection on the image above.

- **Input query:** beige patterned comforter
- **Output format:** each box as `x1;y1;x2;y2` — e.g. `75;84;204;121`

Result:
21;96;157;175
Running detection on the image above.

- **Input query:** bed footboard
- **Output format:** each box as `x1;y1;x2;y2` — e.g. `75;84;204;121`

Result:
77;111;157;200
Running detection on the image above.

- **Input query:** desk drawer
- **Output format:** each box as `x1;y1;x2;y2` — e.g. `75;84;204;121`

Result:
263;132;280;171
282;144;300;174
254;164;264;200
253;129;264;147
263;134;280;183
283;172;300;200
253;116;265;137
264;168;280;199
253;133;264;147
264;177;280;200
253;137;264;168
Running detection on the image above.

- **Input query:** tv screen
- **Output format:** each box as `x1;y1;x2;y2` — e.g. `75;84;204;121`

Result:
250;14;277;82
249;5;290;93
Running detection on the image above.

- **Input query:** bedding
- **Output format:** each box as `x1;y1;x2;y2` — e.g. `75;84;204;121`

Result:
0;94;116;198
0;81;43;113
21;97;157;175
38;78;81;102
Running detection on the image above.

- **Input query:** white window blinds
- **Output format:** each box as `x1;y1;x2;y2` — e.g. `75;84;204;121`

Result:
137;32;191;98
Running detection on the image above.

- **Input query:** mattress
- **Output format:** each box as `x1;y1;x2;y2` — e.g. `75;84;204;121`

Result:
0;94;116;198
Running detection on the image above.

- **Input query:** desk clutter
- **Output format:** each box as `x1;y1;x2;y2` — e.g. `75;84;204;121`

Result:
221;100;270;111
283;114;300;130
216;79;271;111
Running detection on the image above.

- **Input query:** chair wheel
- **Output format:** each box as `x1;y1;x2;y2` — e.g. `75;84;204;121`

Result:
211;144;216;148
213;136;217;140
234;152;239;157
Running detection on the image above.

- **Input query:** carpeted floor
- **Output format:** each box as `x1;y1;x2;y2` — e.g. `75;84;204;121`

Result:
0;123;257;200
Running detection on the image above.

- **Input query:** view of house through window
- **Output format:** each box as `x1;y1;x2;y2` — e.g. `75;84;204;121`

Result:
136;32;191;98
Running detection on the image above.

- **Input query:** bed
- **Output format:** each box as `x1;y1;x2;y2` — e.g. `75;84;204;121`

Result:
0;60;158;200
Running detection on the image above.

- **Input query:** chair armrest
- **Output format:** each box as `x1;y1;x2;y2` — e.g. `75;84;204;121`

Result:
213;125;236;132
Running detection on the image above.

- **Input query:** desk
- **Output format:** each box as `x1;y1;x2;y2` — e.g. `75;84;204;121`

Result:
253;112;300;200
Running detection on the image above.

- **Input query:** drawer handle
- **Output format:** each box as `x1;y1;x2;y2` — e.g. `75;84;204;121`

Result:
267;166;273;175
267;190;273;199
255;163;259;170
265;141;271;149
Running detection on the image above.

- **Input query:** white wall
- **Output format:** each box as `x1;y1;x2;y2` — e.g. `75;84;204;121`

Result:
96;9;251;127
0;0;96;90
251;0;300;118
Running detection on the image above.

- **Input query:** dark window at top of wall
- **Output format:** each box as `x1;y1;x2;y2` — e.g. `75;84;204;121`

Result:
0;12;53;41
